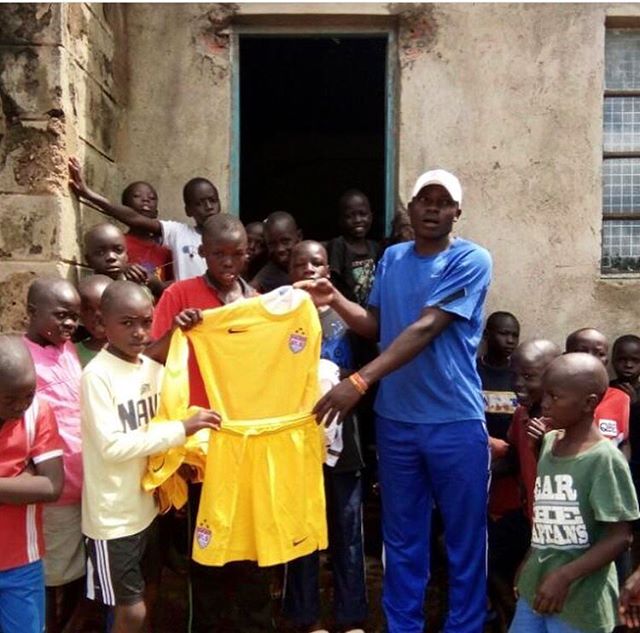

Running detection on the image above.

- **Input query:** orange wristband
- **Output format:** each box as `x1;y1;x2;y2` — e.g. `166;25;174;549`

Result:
348;371;369;395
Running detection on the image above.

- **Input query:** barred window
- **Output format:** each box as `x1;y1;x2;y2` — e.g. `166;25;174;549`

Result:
602;30;640;273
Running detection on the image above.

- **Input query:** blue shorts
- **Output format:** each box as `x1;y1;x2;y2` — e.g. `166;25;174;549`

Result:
509;598;586;633
0;560;45;633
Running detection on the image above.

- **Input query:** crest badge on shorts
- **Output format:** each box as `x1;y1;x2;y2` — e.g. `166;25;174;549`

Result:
289;329;307;354
196;522;212;548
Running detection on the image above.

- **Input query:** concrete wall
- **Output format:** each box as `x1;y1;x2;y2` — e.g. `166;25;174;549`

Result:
393;3;640;348
2;3;640;348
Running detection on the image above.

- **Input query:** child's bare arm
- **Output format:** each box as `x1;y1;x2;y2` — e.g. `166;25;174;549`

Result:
620;566;640;628
0;457;63;504
145;309;203;365
526;417;548;458
534;521;632;614
68;157;161;236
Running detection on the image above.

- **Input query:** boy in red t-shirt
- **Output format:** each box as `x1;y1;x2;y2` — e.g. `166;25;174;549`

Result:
69;157;219;282
0;335;64;633
148;214;271;633
507;339;561;522
149;214;255;407
68;160;173;287
566;327;631;449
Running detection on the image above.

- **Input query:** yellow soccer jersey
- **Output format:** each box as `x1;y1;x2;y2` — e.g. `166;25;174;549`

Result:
188;288;321;419
145;288;328;565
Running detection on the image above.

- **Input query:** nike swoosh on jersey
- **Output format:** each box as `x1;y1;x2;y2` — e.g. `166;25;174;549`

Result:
537;553;554;564
292;536;308;546
227;328;248;334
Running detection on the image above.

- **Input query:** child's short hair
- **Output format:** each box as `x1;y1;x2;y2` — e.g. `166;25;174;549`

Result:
338;188;370;213
545;352;609;403
0;334;35;384
121;181;156;206
264;211;298;232
183;177;216;205
613;334;640;354
201;214;246;242
83;222;125;251
486;311;519;330
565;327;606;352
100;280;151;316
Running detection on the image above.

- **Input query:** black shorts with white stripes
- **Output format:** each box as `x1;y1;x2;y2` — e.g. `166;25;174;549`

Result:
85;519;158;607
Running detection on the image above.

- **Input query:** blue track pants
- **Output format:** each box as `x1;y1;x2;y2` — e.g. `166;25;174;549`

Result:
376;416;490;633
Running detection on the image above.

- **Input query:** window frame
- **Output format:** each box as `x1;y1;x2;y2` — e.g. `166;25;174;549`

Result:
602;28;640;275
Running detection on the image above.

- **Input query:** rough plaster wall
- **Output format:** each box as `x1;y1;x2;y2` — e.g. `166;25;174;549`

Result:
3;3;639;346
0;3;125;332
0;4;67;331
118;3;235;219
395;3;640;347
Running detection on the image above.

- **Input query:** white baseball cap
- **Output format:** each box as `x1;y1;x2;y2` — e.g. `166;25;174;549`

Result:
411;169;462;205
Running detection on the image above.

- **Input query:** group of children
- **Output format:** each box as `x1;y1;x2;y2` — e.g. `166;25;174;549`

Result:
479;315;640;633
2;158;640;633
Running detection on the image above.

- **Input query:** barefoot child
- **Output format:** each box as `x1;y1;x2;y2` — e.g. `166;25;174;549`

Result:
511;353;639;633
0;335;64;633
81;281;220;633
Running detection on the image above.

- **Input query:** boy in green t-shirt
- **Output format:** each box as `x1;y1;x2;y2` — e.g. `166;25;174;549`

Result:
512;353;640;633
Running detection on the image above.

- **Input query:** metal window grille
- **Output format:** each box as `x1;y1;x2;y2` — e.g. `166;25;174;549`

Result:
602;30;640;273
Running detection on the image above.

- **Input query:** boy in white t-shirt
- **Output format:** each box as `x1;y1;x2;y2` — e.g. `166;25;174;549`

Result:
69;157;220;280
81;281;220;632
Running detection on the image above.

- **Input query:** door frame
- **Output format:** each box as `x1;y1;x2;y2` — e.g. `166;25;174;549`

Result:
229;25;398;234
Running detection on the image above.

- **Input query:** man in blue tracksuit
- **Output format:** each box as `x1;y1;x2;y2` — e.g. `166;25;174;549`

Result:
306;169;492;633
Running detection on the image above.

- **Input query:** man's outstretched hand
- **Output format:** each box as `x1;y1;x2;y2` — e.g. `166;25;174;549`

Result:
313;378;362;424
293;278;335;308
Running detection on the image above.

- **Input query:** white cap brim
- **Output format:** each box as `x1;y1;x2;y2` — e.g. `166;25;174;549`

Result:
411;169;462;204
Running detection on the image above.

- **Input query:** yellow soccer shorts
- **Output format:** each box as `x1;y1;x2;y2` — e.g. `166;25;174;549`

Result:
192;412;328;567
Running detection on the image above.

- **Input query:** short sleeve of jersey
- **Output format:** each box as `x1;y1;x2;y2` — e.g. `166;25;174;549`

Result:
160;220;180;250
152;286;180;339
425;246;492;320
589;444;640;522
31;400;64;465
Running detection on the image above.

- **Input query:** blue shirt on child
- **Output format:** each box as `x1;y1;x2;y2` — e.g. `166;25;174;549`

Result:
368;238;492;424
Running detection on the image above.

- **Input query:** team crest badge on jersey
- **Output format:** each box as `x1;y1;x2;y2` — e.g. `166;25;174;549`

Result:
196;521;212;548
289;329;307;354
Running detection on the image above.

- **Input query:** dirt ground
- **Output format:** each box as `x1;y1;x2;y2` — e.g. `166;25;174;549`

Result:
79;492;502;633
146;495;457;633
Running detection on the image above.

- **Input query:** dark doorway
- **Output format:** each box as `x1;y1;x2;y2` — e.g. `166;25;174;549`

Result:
239;36;387;241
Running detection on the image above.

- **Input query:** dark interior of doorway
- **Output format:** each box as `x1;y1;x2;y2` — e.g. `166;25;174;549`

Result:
239;36;387;241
